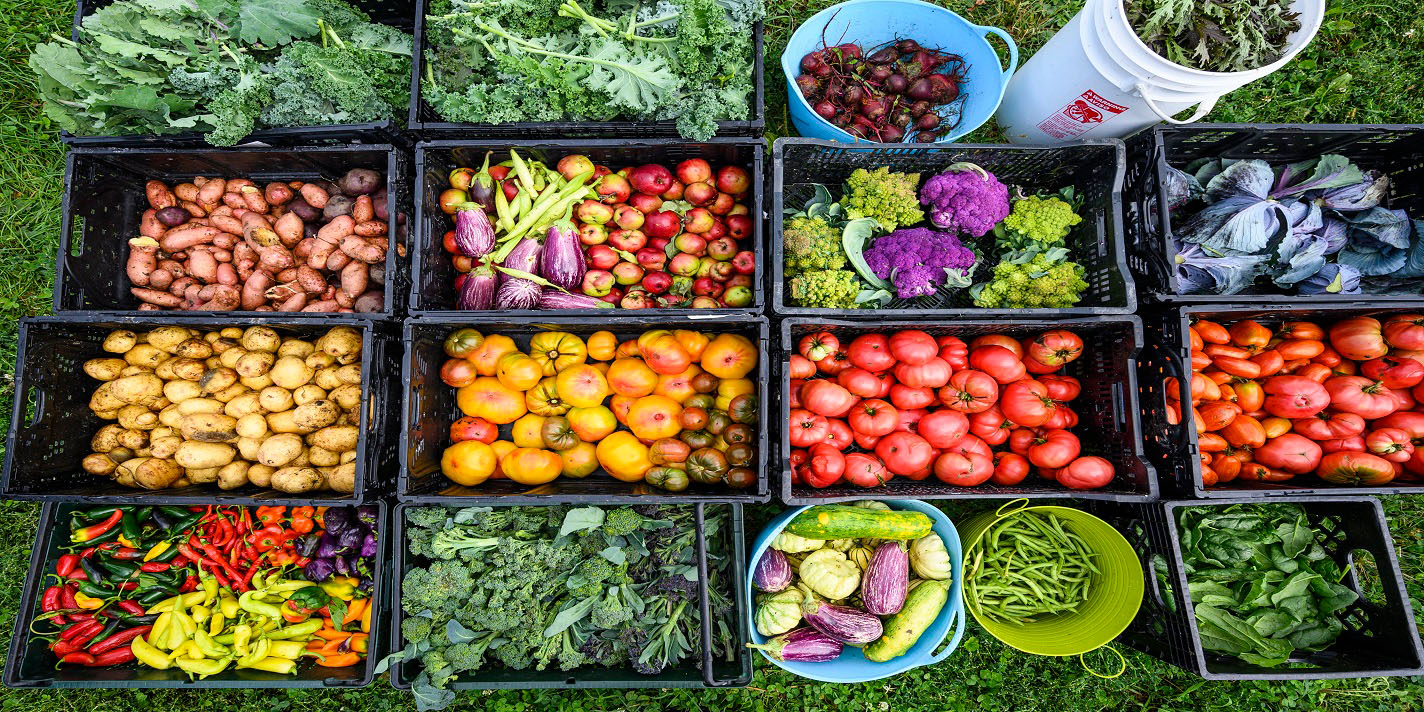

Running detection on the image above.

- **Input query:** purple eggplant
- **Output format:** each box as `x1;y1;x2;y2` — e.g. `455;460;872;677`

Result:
860;542;910;615
457;265;497;310
539;220;586;289
496;278;541;310
745;627;843;662
753;548;794;593
538;288;612;310
800;599;884;644
453;205;496;258
501;236;542;277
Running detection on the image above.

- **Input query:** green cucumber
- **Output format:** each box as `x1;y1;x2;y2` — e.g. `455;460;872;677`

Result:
864;579;950;662
785;505;933;540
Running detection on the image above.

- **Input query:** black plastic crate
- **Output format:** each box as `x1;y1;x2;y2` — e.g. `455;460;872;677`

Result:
779;317;1156;504
2;315;400;505
1091;497;1424;680
59;0;414;148
1139;303;1424;498
53;145;411;320
399;315;770;503
1123;123;1424;304
387;502;752;690
771;138;1136;317
408;139;766;318
407;0;764;139
4;501;389;688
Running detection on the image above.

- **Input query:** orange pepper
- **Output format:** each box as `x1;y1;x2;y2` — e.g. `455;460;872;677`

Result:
255;506;286;526
316;652;362;667
343;598;367;626
316;628;354;642
290;506;315;535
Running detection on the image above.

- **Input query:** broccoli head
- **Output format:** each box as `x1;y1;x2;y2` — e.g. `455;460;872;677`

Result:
401;615;433;644
789;269;862;309
401;559;473;616
972;247;1088;308
602;507;644;537
783;215;847;274
405;507;451;530
919;163;1011;237
589;586;635;629
843;166;924;232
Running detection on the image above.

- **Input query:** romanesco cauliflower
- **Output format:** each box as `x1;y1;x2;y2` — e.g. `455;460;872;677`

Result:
842;167;924;232
972;248;1088;308
783;215;847;274
789;269;862;309
999;196;1082;248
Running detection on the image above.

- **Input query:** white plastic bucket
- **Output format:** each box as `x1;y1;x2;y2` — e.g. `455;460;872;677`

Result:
995;0;1324;144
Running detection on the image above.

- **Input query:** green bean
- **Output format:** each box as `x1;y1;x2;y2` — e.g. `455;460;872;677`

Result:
968;510;1102;625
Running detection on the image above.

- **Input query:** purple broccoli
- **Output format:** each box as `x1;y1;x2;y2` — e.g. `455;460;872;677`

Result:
863;227;977;299
919;162;1011;237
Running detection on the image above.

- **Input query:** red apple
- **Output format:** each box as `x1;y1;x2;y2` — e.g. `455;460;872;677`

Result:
454;273;468;291
641;271;672;294
661;293;687;308
722;285;753;307
587;245;620;271
449;168;475;191
557;154;595;180
726;215;753;241
644;210;681;239
683;182;717;207
576;200;615;225
581;269;614;296
649;237;670;251
620;290;655;309
676;158;713;185
612;261;645;286
668;252;701;277
613;205;645;230
690;296;720;308
706;237;737;260
661;180;684;201
629;164;675;196
596;174;631;204
579;222;608;246
709;192;735;216
709;261;735;281
715;165;750;194
593;165;612;178
451;255;474;272
706;220;728;240
683;208;715;235
501;181;519;202
674;233;707;255
727;274;753;289
732;251;755;274
635;247;667;272
692;276;724;298
628;192;663;214
608;228;647;252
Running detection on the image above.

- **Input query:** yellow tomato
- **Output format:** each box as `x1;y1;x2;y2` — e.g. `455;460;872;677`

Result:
497;352;544;392
456;377;527;424
701;333;758;379
511;413;547;448
715;378;755;411
525;377;569;417
528;332;587;376
441;440;496;486
595;432;653;482
627;395;684;441
489;440;517;479
654;364;702;403
567;405;617;442
674;330;710;361
559;441;599;478
586;331;618;361
555;364;610;408
500;448;563;486
468;334;518;376
607;358;658;398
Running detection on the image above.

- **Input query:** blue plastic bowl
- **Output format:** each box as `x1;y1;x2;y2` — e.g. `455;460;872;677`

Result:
745;500;965;683
782;0;1018;143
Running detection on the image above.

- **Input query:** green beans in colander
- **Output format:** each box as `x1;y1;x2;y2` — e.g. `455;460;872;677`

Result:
966;511;1100;625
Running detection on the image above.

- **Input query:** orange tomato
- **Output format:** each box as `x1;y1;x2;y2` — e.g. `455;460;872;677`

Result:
567;405;617;442
615;339;641;359
1198;433;1228;452
607;359;659;398
1233;379;1265;412
1278;321;1325;341
674;330;711;360
559;441;599;478
609;395;635;425
1213;356;1261;379
627;395;684;440
1261;416;1292;439
586;331;618;361
528;331;587;376
497;352;544;391
456;377;527;424
1197;401;1241;431
1250;350;1284;377
700;333;758;379
489;440;516;479
441;440;496;486
500;448;562;485
555;364;611;408
1194;320;1230;344
595;432;653;482
468;334;518;376
653;365;702;403
641;334;693;375
1276;339;1325;360
1228;320;1272;351
1221;414;1266;448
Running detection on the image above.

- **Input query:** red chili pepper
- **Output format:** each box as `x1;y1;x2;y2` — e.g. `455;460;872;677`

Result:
180;575;200;593
59;585;78;613
114;582;137;592
106;547;144;561
66;613;94;623
55;554;80;578
78;547;96;559
65;569;88;582
139;561;172;573
115;600;145;616
41;585;65;624
87;647;136;666
195;537;243;583
88;626;151;655
59;652;96;666
57;619;103;644
169;554;188;567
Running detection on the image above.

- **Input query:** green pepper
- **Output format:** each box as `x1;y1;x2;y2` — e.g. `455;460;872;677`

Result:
158;506;193;520
76;506;122;522
100;559;140;580
78;581;115;599
137;588;172;607
167;512;203;534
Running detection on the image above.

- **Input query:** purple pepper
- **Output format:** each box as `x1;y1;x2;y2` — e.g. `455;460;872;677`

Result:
745;627;843;662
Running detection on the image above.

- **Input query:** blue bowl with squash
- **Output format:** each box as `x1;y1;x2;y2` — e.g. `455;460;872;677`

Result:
745;500;965;682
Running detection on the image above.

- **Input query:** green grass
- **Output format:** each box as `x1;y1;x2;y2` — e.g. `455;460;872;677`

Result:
2;0;1424;709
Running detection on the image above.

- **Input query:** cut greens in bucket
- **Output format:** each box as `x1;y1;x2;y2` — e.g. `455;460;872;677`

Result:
1166;154;1420;296
1125;0;1304;74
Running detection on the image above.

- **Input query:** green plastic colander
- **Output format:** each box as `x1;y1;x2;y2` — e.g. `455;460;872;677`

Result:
960;502;1144;658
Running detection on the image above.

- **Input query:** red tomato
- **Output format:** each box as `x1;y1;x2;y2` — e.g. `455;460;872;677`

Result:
1330;317;1389;361
1374;411;1424;444
1025;330;1083;371
1322;435;1366;453
450;416;497;444
1279;321;1326;341
1383;313;1424;350
1316;451;1396;486
936;335;968;370
1228;320;1272;352
887;330;938;366
1007;427;1037;456
805;443;845;487
1312;346;1343;368
847;333;896;373
990;452;1030;485
788;354;817;379
939;370;999;413
1362;357;1424;389
824;418;854;451
1254;433;1323;474
799;332;839;362
853;430;881;450
442;230;460;254
440;358;478;387
1275;339;1326;361
1263;376;1331;418
843;453;891;487
790;449;808;468
1393;348;1424;369
801;380;858;417
1406;447;1424;477
889;384;936;410
969;334;1023;358
1292;411;1366;441
1027;429;1081;468
1366;428;1415;463
918;410;969;448
1039;375;1081;402
948;433;993;460
1000;380;1058;428
896;408;927;434
788;379;804;409
1323;376;1398;420
894;357;952;389
875;431;936;475
1042;405;1079;430
837;367;884;398
965;403;1011;444
815;348;852;375
791;464;808;485
848;399;898;437
1057;456;1114;489
969;346;1026;384
788;409;830;448
932;450;993;486
1392;387;1417;412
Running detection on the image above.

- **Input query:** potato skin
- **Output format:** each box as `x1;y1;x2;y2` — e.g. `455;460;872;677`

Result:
309;425;358;452
174;441;236;469
270;467;324;493
257;433;304;467
84;358;127;381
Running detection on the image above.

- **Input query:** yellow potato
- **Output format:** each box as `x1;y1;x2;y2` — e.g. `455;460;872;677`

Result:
117;405;159;431
174;441;235;469
102;330;137;353
124;344;169;369
150;435;182;459
293;399;340;430
146;327;193;353
236;435;267;461
117;457;183;490
323;462;356;493
217;461;250;490
259;387;294;413
277;339;315;359
335;364;362;385
158;404;184;429
235;351;275;378
210;383;249;404
199;367;238;394
179;413;238;442
91;424;128;453
316;326;362;364
292;385;326;406
240;326;281;353
220;327;244;340
177;398;223;415
173;338;214;360
223;392;264;419
313;366;343;391
89;383;127;413
308;424;358;453
266;410;303;434
235;413;268;439
239;374;273;391
109;374;165;407
219;346;248;369
328;384;362;411
247;464;275;488
185;467;219;484
308;445;340;467
269;356;315;390
82;453;118;476
83;358;127;381
270;467;324;493
257;433;304;467
305;352;337;370
163;380;203;404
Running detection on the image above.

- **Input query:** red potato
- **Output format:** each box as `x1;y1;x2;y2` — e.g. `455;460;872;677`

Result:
148;268;174;290
195;285;240;311
325;250;351;271
353;290;384;313
353;220;387;237
211;248;232;263
256;244;295;273
126;237;160;287
174;182;199;203
276;292;307;311
187;249;218;283
339;235;384;263
179;201;207;218
196;178;226;206
340;259;368;297
352;195;374;223
264;182;294;206
299;183;330;209
140;209;166;239
210;213;243;236
334;291;356;309
240;185;268;213
241;270;273;310
301;299;339;312
212;232;237;250
222;192;247;210
215;262;238;286
131;288;183;307
145;180;177;210
274;212;303;247
159;226;219;252
294;237;315;259
295;266;327;294
168;276;197;296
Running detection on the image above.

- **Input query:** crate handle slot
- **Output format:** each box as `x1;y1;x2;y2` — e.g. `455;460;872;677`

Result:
23;386;45;429
1112;381;1127;432
693;503;721;687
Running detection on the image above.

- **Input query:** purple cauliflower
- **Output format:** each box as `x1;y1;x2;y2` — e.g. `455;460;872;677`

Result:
863;227;977;299
919;162;1011;237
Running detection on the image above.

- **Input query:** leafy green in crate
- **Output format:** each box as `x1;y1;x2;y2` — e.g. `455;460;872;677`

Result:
1176;503;1360;667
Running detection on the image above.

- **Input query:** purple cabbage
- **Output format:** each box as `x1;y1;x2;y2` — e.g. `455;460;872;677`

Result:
539;221;586;289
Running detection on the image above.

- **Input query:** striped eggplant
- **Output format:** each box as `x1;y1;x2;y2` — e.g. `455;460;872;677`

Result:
860;542;910;615
539;220;585;289
453;205;495;258
744;627;843;662
800;599;883;644
456;265;497;310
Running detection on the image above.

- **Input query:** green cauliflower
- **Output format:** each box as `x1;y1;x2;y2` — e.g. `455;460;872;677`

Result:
999;196;1082;248
789;269;863;310
972;247;1088;309
842;167;924;232
783;215;846;275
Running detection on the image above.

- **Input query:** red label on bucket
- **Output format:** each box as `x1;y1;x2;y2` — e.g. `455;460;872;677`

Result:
1035;90;1129;139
